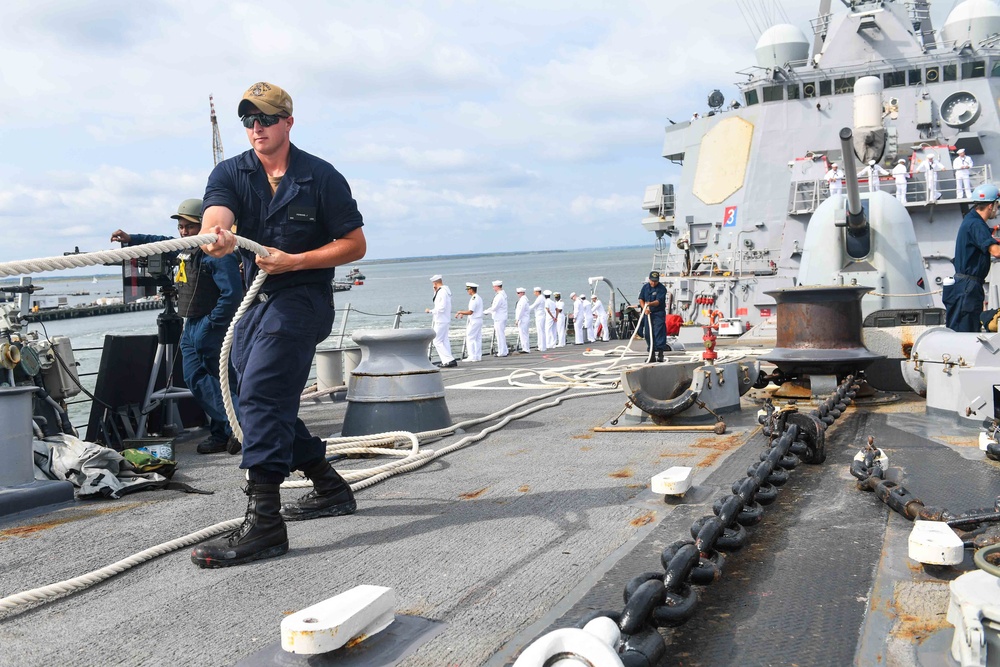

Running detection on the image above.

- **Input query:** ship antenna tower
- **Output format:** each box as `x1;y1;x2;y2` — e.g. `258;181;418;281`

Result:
210;94;224;166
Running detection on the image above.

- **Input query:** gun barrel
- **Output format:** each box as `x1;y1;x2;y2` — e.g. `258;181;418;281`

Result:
838;128;868;235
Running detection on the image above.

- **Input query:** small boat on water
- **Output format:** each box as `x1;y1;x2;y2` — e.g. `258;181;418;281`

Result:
333;281;352;292
345;267;365;281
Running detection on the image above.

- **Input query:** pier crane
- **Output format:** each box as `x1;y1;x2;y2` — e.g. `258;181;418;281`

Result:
210;94;224;166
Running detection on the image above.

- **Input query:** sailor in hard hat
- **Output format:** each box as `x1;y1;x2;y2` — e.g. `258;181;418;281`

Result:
824;162;844;197
514;287;531;353
891;158;910;203
543;290;558;349
529;287;548;351
553;292;567;347
111;199;243;455
918;152;944;202
456;282;484;361
954;148;974;199
425;275;456;367
570;293;586;344
579;292;595;343
860;159;889;193
944;183;1000;332
592;294;610;342
483;280;509;357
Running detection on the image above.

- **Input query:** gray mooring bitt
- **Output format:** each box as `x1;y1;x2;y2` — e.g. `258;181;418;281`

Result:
340;329;452;437
0;386;74;518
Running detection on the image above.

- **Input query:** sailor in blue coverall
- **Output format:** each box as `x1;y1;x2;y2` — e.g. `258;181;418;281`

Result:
638;270;669;362
110;199;242;454
943;183;1000;332
191;82;367;568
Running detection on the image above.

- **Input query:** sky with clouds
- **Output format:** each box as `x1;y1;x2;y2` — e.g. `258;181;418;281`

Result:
0;0;957;265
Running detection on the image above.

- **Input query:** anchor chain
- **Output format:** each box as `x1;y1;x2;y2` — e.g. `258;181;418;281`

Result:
578;374;860;666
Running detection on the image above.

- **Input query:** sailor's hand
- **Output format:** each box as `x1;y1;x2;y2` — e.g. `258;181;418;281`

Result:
425;308;432;314
456;313;464;319
255;247;299;275
110;230;131;244
202;226;237;257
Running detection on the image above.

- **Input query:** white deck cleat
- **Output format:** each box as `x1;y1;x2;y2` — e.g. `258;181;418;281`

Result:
651;466;693;496
281;585;395;655
979;432;997;452
948;570;1000;667
853;448;889;469
512;616;623;667
908;520;964;566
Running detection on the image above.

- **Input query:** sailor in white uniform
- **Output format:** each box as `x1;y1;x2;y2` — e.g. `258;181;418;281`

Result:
571;293;585;344
553;292;567;347
425;274;456;367
580;294;595;343
825;162;844;197
543;290;558;350
514;287;531;353
891;159;909;203
860;160;889;193
918;153;944;201
954;148;974;199
456;282;484;362
592;295;610;341
483;280;508;357
529;287;548;351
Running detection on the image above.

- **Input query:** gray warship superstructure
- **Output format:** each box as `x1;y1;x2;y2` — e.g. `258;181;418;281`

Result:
642;0;1000;328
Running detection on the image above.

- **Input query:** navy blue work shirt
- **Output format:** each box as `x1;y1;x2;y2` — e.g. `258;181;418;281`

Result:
202;143;364;293
639;282;667;312
954;208;999;281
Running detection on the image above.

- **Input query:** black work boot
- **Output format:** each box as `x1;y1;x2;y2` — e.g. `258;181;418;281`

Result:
280;459;357;521
196;435;229;454
191;482;288;568
656;351;664;363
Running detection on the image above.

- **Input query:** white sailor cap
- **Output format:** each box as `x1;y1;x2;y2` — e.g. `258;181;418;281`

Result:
516;287;526;293
591;294;598;299
830;162;837;167
958;148;966;153
466;282;478;289
542;290;552;296
898;158;905;163
492;280;503;287
570;292;577;297
430;274;442;282
868;160;875;165
533;286;542;292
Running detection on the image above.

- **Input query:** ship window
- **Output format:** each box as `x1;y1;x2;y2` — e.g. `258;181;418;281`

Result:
819;80;832;96
803;82;817;98
943;64;957;81
762;85;784;102
883;71;905;88
834;76;855;94
744;89;759;106
925;66;940;83
962;60;986;79
908;69;922;85
787;83;800;100
992;61;1000;77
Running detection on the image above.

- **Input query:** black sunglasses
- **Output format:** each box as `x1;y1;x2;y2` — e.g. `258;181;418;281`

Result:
241;113;284;129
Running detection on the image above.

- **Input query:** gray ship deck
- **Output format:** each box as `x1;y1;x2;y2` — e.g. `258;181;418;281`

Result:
1;342;998;667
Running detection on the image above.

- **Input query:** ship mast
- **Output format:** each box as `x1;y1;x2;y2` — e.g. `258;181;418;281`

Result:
210;94;224;166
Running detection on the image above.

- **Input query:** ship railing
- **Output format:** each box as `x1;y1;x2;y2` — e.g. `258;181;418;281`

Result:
787;163;994;214
810;13;832;37
642;190;676;220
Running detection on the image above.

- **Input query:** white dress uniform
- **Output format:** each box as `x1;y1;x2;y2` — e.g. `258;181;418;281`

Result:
580;298;595;342
860;162;889;192
572;295;586;344
483;282;508;357
543;292;558;349
464;285;484;362
592;298;610;341
529;289;548;352
891;161;909;203
429;277;454;364
515;290;531;352
825;166;844;196
555;297;567;347
918;157;944;201
954;152;974;199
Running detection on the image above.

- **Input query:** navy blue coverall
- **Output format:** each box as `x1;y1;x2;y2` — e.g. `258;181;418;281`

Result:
131;234;242;441
202;143;364;480
944;208;999;332
638;281;668;352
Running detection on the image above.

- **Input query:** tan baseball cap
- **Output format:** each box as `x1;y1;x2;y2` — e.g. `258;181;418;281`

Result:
238;82;293;117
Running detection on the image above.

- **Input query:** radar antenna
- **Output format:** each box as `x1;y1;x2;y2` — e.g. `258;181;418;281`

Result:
210;94;225;166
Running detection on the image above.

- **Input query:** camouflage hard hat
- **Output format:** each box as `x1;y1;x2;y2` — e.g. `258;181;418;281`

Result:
170;198;203;224
238;82;293;118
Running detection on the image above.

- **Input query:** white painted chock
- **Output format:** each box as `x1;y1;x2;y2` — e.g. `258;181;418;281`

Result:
512;616;623;667
908;520;964;566
853;447;889;469
979;432;997;452
948;570;1000;667
281;585;395;655
651;466;693;496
